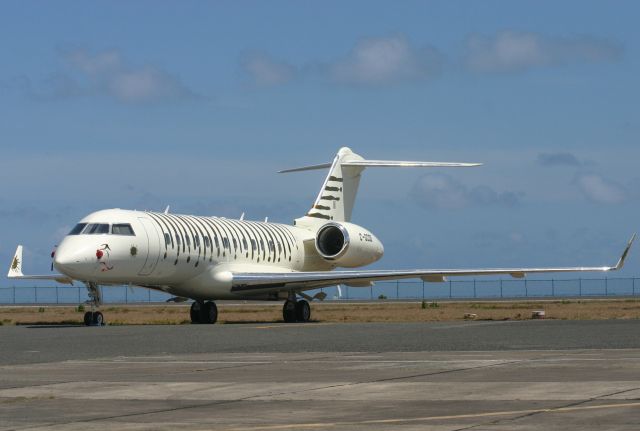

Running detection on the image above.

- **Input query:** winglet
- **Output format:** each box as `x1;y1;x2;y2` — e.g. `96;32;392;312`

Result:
614;233;636;270
8;245;24;278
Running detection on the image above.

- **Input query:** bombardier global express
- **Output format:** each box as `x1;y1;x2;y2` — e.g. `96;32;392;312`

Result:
7;147;636;325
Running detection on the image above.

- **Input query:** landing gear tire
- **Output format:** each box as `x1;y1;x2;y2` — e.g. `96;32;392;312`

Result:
190;301;203;324
202;301;218;324
92;312;104;326
83;311;104;326
283;300;297;323
295;300;311;322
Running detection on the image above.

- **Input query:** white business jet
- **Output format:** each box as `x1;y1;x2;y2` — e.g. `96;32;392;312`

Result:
7;147;636;325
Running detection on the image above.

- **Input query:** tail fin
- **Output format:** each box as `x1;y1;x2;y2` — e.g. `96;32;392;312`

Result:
281;147;481;224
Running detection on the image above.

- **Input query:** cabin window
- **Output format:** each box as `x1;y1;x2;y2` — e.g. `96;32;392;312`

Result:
251;239;256;250
164;233;172;246
112;224;135;236
84;223;110;234
242;238;248;249
68;223;87;235
194;235;200;247
204;236;210;248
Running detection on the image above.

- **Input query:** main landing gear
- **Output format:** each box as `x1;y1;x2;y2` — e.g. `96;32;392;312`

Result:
190;300;218;324
283;298;311;323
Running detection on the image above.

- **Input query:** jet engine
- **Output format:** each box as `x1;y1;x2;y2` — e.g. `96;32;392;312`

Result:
315;222;384;268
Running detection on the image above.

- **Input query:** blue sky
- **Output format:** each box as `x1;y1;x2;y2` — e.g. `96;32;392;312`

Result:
0;0;638;282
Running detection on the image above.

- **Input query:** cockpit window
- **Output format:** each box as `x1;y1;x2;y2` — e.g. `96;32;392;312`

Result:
84;223;110;234
112;223;135;236
68;223;87;235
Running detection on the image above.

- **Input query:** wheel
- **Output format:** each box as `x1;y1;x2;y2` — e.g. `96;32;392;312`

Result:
283;300;297;323
190;301;202;324
202;301;218;324
295;300;311;322
83;311;92;326
92;311;104;326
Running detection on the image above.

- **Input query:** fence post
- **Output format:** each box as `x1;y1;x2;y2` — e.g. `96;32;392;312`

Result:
370;285;373;300
605;277;608;296
125;286;128;304
524;279;528;297
148;288;151;303
473;279;476;298
422;281;425;300
13;286;15;304
579;278;582;297
35;287;37;304
500;279;503;298
449;280;452;298
551;279;555;297
633;278;636;296
396;281;399;300
78;287;81;303
56;285;59;304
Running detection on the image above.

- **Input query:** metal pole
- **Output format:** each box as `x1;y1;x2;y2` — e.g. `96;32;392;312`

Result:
13;286;15;304
125;286;128;304
633;278;636;296
449;280;452;298
500;279;503;298
370;285;373;300
148;288;151;303
552;279;555;297
56;285;59;304
524;279;528;297
422;281;425;300
78;286;81;303
605;277;608;296
473;279;476;298
579;278;582;297
35;287;37;304
395;281;399;300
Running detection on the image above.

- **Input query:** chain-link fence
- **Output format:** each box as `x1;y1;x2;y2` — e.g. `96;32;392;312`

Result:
1;277;638;304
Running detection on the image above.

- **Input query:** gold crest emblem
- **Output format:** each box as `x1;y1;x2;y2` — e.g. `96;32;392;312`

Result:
11;256;19;271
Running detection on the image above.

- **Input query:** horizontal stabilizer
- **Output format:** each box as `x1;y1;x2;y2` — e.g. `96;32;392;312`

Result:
342;160;482;168
279;159;481;173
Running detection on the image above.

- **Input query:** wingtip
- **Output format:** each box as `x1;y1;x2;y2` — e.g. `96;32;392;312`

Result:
614;233;636;271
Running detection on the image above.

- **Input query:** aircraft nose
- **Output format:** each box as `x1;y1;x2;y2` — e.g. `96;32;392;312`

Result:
53;244;91;276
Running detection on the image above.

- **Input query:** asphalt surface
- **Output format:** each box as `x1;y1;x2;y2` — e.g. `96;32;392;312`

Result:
1;320;640;430
1;319;640;366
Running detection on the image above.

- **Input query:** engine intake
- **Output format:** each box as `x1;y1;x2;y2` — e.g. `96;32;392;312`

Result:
314;222;383;268
316;223;349;259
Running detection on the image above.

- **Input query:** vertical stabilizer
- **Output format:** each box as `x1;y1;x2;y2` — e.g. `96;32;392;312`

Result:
302;147;365;223
280;147;481;227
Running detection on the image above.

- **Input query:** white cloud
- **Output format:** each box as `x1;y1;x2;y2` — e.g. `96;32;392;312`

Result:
240;52;296;87
536;152;582;167
465;31;622;72
23;48;199;104
411;173;521;209
331;35;442;85
575;173;626;204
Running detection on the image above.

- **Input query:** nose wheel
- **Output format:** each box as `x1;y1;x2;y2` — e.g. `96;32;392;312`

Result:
190;300;218;324
283;299;311;323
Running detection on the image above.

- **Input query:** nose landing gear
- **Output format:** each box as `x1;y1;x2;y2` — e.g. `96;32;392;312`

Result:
190;300;218;324
83;282;105;326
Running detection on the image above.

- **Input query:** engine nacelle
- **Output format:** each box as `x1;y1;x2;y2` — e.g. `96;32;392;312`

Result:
315;222;384;268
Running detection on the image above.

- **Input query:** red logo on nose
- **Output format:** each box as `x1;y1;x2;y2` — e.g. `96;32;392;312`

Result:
96;249;104;259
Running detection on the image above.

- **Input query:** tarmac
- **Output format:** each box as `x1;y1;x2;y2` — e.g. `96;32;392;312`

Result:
1;320;640;430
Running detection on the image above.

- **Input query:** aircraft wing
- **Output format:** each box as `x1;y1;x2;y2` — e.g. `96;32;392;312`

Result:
231;234;636;293
7;245;74;285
